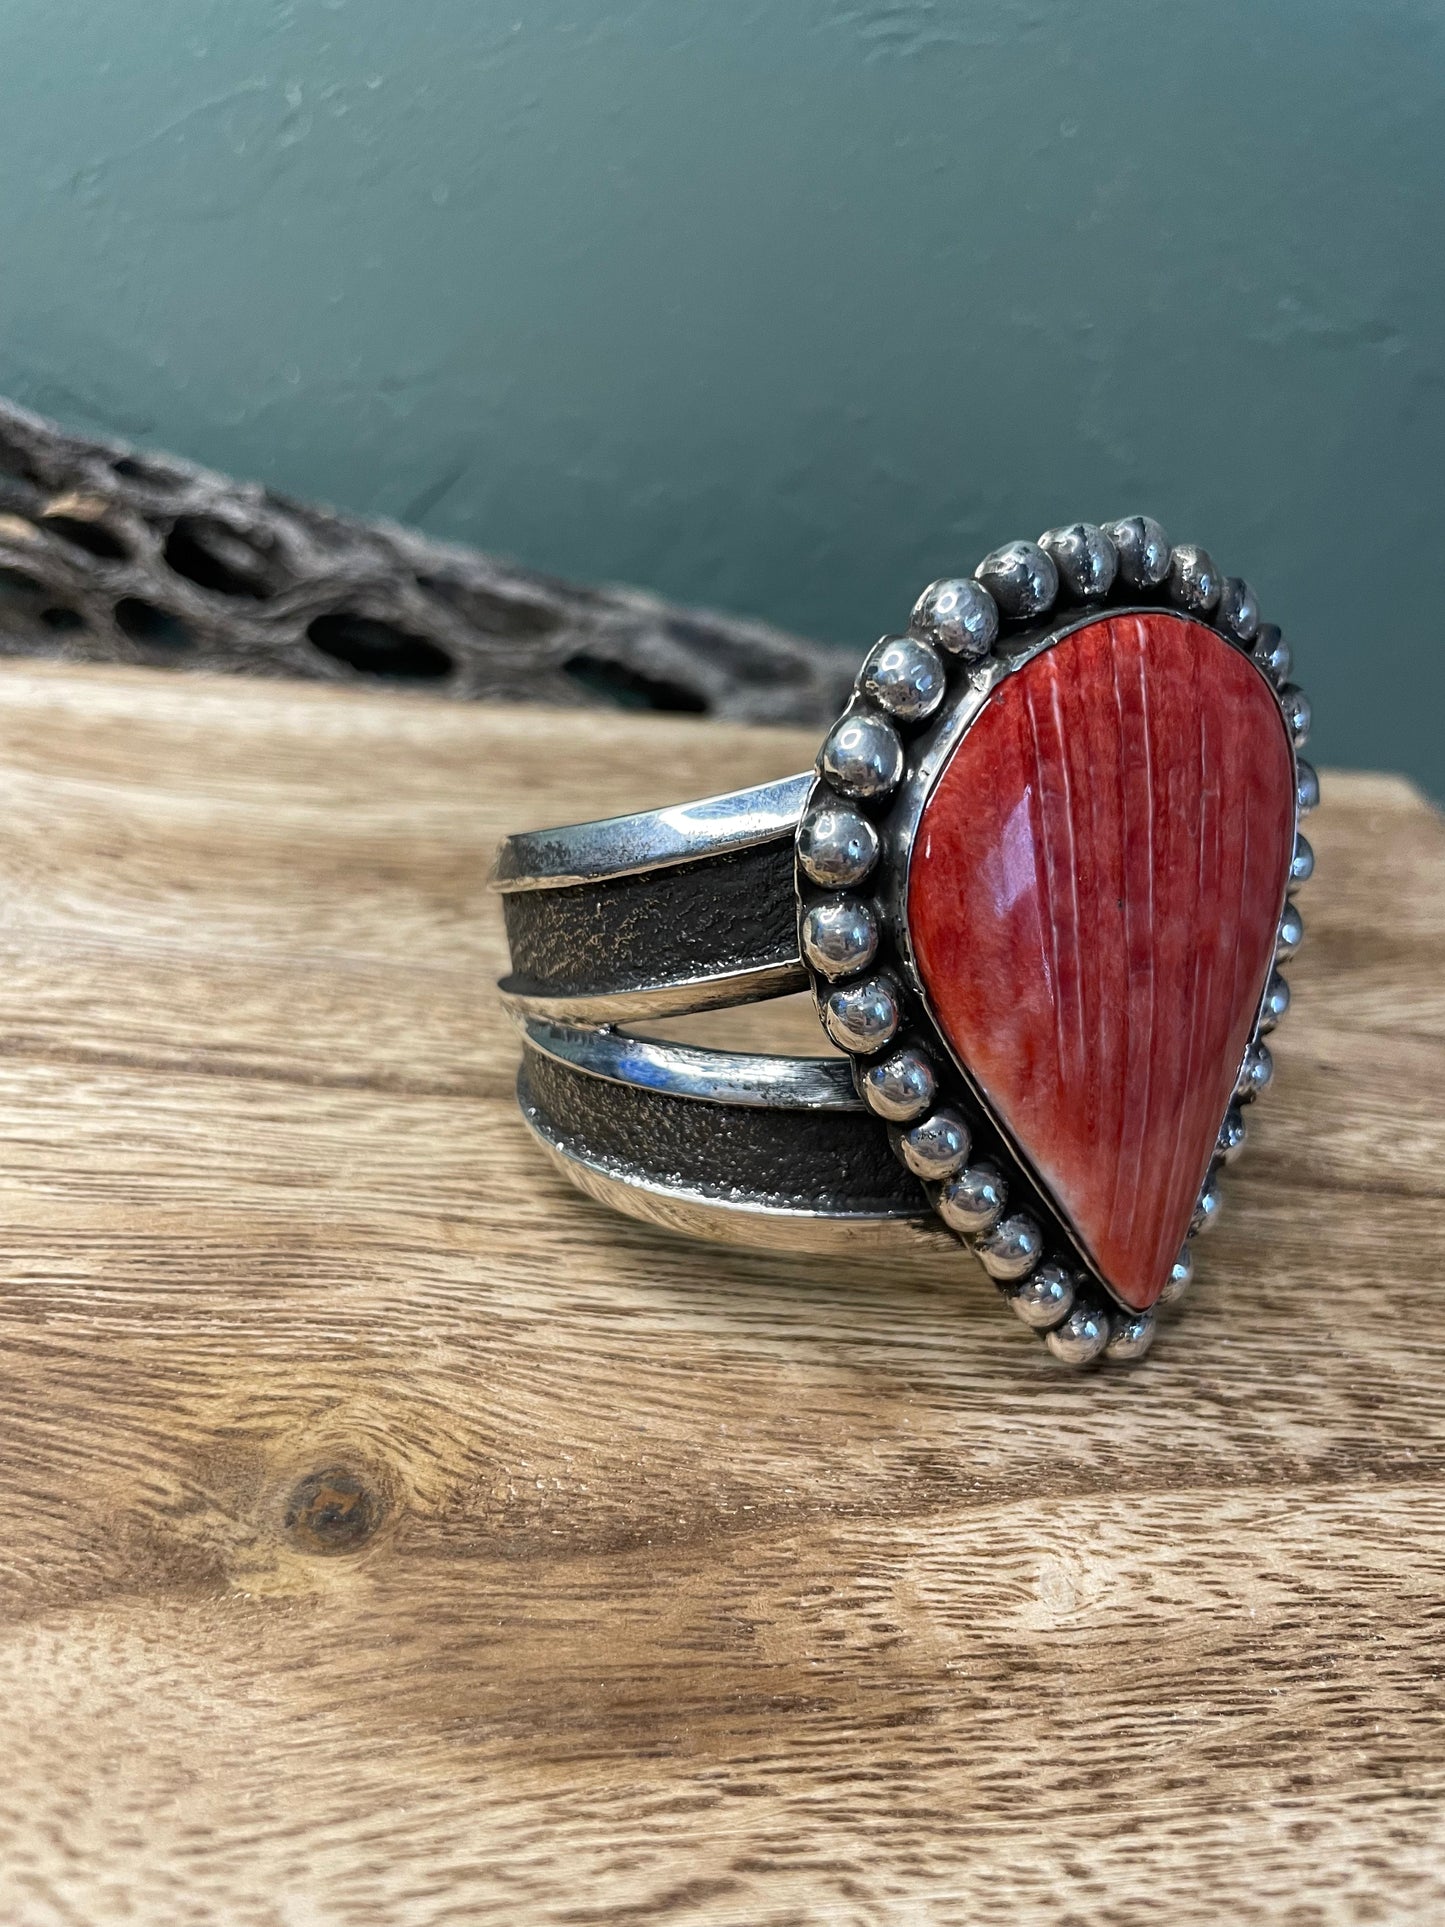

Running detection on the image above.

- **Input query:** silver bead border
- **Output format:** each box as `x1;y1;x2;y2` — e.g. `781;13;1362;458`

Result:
794;520;1315;1370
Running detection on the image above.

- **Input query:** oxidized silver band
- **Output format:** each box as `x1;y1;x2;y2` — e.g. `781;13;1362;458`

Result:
494;519;1317;1368
494;773;812;1022
494;776;928;1244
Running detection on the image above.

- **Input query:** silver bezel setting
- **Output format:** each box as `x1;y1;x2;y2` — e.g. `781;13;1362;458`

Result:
794;521;1314;1367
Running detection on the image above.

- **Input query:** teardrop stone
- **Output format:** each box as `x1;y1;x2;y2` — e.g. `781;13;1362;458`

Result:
906;611;1296;1310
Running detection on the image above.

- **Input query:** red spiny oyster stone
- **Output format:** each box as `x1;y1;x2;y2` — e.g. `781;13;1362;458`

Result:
906;612;1296;1311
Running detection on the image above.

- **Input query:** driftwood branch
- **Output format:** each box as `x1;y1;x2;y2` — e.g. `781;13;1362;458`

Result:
0;396;847;725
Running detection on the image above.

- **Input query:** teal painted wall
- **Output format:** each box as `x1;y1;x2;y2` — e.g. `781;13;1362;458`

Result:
2;1;1442;787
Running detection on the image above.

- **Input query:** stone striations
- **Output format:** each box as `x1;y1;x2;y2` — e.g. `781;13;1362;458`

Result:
906;611;1296;1310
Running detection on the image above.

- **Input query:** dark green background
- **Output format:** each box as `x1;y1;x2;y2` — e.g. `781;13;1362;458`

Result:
3;1;1441;787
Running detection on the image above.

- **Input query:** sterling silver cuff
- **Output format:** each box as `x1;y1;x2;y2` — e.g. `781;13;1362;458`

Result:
494;518;1316;1368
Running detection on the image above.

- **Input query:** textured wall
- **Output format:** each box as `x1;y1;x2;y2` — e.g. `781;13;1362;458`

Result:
2;0;1441;787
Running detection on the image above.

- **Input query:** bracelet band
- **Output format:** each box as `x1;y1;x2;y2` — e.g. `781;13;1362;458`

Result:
494;776;810;1021
515;1016;940;1253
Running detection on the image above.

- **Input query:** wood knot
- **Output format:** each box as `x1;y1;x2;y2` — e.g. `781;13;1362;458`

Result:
284;1467;383;1556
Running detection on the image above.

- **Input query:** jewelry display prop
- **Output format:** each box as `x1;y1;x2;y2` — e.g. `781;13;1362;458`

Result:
0;395;848;723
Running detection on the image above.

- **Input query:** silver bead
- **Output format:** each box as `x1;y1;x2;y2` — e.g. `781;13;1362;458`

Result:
938;1162;1007;1236
1296;759;1320;814
1105;1310;1156;1363
1253;623;1291;683
1290;833;1315;887
1039;523;1117;601
1217;1106;1248;1164
860;1046;936;1123
1258;969;1290;1033
820;711;904;800
1191;1173;1224;1236
1045;1303;1110;1366
1106;514;1171;589
975;540;1058;620
900;1108;972;1182
858;634;947;723
800;897;878;979
1235;1039;1274;1101
822;974;901;1054
1156;1243;1194;1306
1277;899;1304;959
1168;544;1220;614
977;1213;1044;1281
797;801;880;888
1216;576;1260;643
1006;1260;1074;1330
1279;683;1311;748
910;577;999;660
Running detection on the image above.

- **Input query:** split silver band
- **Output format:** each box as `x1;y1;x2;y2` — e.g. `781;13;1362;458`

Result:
494;782;940;1251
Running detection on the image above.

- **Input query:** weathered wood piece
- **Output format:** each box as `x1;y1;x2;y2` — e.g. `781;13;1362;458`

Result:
0;396;849;721
0;661;1439;1927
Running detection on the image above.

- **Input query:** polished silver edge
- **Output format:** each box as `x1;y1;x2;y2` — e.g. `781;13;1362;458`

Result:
518;1016;862;1110
492;772;813;892
520;1103;949;1255
497;957;808;1023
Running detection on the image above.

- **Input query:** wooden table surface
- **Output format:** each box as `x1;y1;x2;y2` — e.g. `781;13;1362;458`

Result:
0;661;1440;1927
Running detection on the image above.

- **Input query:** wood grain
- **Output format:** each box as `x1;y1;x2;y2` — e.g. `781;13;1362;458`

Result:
0;660;1439;1927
